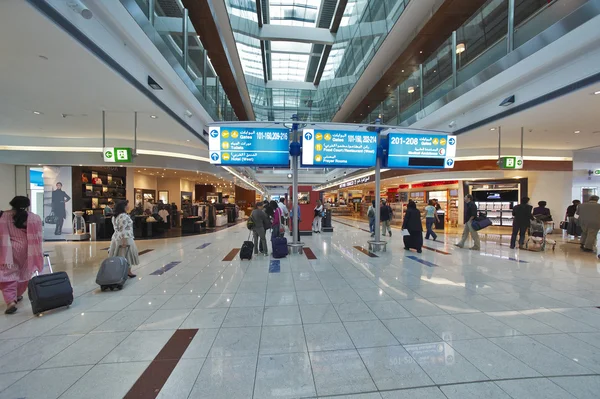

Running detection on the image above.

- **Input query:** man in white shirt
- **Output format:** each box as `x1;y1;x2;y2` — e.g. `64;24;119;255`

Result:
278;198;289;227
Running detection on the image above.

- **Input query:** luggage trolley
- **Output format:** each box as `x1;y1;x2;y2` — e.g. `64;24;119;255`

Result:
525;216;556;251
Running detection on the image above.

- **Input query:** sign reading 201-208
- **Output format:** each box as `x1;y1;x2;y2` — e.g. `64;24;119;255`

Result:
208;126;290;167
386;132;457;169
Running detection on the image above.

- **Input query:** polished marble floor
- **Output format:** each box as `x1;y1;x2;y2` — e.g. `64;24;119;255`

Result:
0;218;599;398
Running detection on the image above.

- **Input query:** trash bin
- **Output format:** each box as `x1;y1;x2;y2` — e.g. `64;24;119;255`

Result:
89;223;97;241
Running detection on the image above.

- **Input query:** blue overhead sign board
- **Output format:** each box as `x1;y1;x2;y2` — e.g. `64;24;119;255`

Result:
301;129;377;168
208;126;290;167
386;133;457;169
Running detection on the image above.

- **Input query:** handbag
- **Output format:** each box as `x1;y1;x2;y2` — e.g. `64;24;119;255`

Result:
560;221;568;230
45;211;58;225
472;217;492;231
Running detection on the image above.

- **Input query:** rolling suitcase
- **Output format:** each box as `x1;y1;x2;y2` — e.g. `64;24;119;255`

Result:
240;233;254;260
272;237;288;258
28;254;73;316
96;245;130;291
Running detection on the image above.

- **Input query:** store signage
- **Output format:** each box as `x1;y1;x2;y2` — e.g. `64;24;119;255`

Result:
103;147;133;163
593;169;600;175
339;175;372;189
302;129;377;168
499;156;523;169
411;180;459;188
385;133;457;169
208;126;290;167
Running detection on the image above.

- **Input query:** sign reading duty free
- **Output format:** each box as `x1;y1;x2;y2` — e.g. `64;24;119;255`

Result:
103;147;133;163
302;129;377;168
208;126;290;167
386;133;457;169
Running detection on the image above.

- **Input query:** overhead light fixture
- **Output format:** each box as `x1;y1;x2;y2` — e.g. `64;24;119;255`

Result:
419;51;423;54
499;95;515;107
32;111;42;115
574;130;581;134
150;115;157;119
184;110;193;118
456;43;466;54
408;86;415;94
490;128;496;131
594;90;600;95
148;76;163;90
401;69;404;73
67;0;93;19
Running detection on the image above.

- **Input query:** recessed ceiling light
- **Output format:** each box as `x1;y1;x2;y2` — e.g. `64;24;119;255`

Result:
150;115;157;119
401;70;404;72
186;139;190;142
32;111;42;115
419;51;423;54
574;130;580;134
594;90;600;95
490;128;496;131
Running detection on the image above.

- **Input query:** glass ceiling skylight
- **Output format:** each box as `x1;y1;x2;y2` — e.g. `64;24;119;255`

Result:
269;0;321;27
271;52;310;81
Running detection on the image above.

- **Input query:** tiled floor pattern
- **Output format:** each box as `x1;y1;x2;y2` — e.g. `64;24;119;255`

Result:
0;218;599;398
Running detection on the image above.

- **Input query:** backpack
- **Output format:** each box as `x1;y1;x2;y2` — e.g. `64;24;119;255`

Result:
367;207;375;218
246;215;255;230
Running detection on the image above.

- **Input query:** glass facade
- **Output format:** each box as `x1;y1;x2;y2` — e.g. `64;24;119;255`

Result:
124;0;587;124
364;0;573;125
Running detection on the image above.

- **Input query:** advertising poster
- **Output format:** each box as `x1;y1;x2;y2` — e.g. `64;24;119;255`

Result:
43;166;73;240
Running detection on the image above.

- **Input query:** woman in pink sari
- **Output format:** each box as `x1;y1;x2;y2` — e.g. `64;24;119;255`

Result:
0;196;43;314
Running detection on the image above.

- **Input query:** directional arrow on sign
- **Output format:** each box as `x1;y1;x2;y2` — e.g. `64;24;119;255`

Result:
210;130;219;138
211;153;219;161
304;132;313;141
448;138;456;145
447;159;454;166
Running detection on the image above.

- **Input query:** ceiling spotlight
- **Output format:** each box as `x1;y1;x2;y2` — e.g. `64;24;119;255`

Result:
419;50;423;54
499;95;515;107
490;128;496;131
574;130;581;134
594;90;600;95
150;115;157;119
32;111;42;115
148;76;163;90
456;43;466;54
401;69;404;73
67;0;93;19
407;86;415;94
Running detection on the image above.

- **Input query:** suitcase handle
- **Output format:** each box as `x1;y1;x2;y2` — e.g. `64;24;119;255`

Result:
35;253;54;277
117;244;130;258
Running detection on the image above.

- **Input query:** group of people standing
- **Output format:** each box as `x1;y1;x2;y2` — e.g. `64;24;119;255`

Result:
250;198;293;256
565;196;600;253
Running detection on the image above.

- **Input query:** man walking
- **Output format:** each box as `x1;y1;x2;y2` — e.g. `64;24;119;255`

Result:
380;199;393;237
455;194;480;250
576;195;600;253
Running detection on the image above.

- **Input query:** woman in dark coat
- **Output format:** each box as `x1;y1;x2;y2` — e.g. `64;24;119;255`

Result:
402;200;423;253
51;182;70;236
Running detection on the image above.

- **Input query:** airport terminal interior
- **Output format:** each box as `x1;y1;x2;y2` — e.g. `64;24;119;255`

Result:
2;0;600;398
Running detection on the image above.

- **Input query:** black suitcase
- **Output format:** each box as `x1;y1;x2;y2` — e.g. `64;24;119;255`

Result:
28;254;73;315
240;231;255;260
240;238;254;260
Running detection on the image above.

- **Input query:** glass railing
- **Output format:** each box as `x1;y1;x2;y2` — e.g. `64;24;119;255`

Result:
120;0;238;121
365;0;594;125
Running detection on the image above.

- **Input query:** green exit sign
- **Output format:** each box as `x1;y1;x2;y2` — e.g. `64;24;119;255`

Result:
103;147;133;163
500;156;523;169
594;169;600;175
